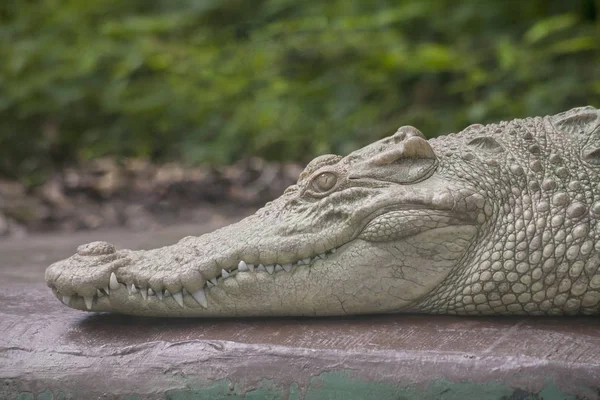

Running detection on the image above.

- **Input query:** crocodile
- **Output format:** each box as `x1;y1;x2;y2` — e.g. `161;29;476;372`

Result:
45;106;600;317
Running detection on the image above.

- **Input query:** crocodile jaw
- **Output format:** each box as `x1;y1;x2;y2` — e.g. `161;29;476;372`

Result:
48;223;476;317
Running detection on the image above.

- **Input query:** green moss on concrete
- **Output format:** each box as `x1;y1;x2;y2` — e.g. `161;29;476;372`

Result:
164;370;582;400
305;370;516;400
8;373;587;400
37;390;54;400
288;382;300;400
537;379;579;400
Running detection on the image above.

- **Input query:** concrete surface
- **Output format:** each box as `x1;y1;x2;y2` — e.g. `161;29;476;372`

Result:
1;214;600;399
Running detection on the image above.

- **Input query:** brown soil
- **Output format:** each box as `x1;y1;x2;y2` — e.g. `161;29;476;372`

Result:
0;157;302;237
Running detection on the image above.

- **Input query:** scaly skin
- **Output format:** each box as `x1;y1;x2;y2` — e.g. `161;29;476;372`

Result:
45;106;600;317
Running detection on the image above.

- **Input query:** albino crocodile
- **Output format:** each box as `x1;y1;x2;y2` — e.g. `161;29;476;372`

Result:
46;106;600;317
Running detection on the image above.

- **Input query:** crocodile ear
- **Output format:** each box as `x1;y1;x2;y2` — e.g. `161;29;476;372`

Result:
350;136;438;184
373;136;436;165
392;125;427;141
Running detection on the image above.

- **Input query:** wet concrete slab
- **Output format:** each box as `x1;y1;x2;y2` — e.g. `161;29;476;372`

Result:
1;219;600;399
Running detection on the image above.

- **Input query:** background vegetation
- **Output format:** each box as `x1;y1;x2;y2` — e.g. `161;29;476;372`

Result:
1;0;599;184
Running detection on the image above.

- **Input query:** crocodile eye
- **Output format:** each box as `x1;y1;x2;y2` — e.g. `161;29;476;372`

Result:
312;172;337;193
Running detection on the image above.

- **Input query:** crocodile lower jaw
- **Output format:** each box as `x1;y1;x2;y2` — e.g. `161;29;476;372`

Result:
52;246;340;312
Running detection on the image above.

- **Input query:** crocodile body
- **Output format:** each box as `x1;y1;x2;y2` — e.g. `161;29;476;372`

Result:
46;106;600;317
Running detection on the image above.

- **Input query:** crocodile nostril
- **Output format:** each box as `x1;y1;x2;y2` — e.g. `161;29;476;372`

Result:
77;241;116;257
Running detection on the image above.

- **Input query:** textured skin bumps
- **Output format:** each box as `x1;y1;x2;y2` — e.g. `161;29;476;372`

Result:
45;106;600;317
414;106;600;315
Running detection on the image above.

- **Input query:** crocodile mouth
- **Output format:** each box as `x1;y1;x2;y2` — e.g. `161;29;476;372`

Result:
50;245;342;311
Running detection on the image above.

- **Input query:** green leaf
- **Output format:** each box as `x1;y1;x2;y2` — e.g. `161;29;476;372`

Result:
547;36;599;55
412;43;461;72
524;14;578;44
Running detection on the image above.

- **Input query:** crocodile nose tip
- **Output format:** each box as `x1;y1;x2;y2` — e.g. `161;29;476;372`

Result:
76;241;116;257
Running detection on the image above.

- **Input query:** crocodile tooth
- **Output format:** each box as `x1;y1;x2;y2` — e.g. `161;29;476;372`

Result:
257;264;266;272
302;258;311;265
248;263;255;272
238;261;249;271
84;296;93;310
164;290;171;297
109;272;119;290
222;269;230;279
191;289;208;308
275;264;283;272
157;290;163;300
128;283;138;294
206;280;215;288
62;295;71;305
210;277;218;286
266;265;275;274
97;289;104;297
282;263;292;272
172;291;184;307
148;288;155;296
331;248;336;253
103;286;110;295
141;289;148;300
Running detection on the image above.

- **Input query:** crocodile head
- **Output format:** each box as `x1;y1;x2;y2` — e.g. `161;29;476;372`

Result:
45;126;482;317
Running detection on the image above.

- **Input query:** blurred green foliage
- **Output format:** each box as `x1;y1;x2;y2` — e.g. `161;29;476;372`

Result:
1;0;599;183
